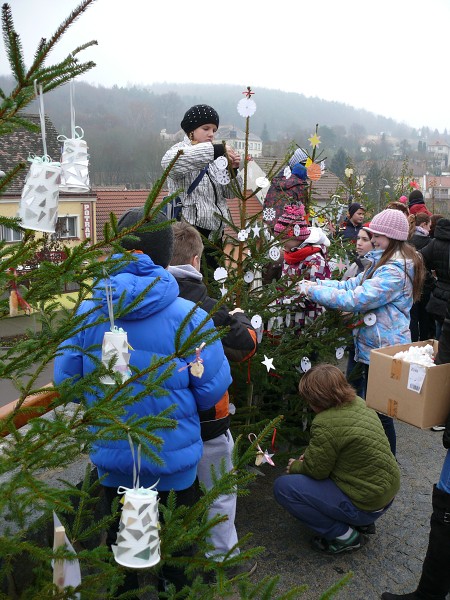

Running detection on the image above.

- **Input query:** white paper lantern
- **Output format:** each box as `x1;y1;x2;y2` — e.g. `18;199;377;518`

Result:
58;128;90;193
18;156;61;233
111;487;161;569
101;328;131;385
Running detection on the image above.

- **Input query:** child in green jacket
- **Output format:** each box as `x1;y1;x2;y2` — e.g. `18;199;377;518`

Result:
274;364;400;554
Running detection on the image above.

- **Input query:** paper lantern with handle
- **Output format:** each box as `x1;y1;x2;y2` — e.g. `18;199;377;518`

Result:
111;484;161;569
18;156;61;233
58;127;90;193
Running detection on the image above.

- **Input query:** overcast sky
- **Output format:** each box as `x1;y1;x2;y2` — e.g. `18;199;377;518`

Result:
1;0;448;132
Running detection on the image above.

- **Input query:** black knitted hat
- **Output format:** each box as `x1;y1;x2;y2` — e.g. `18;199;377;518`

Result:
117;208;173;267
408;189;424;206
180;104;219;134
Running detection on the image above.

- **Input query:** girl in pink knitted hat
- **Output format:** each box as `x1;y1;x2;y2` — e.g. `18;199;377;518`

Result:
301;208;425;456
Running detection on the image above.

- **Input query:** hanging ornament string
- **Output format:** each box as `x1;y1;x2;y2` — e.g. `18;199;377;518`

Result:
248;432;275;466
178;342;206;378
70;76;76;139
129;432;141;490
34;80;48;159
104;269;115;331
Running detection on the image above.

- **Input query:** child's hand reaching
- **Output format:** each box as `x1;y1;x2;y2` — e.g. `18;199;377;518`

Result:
286;455;304;473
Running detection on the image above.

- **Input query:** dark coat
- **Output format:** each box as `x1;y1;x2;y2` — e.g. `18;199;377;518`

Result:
420;219;450;320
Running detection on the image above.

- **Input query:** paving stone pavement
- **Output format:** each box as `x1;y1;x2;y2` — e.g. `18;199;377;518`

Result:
234;420;445;600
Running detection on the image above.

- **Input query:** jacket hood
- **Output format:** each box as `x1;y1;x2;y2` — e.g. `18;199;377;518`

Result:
433;218;450;241
93;253;179;321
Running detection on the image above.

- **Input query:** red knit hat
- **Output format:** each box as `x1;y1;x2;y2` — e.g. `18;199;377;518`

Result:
274;204;310;240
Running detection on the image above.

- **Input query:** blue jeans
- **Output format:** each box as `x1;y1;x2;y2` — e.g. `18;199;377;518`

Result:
274;475;391;539
360;362;397;456
437;450;450;494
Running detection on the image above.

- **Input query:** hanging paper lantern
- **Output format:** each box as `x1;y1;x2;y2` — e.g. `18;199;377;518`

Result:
18;156;61;233
111;486;161;569
307;162;322;181
101;327;132;385
58;127;90;193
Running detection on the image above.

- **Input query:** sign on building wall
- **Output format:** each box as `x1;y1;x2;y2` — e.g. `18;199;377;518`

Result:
83;202;92;242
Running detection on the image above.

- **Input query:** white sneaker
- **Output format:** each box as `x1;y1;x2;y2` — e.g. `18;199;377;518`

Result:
431;425;445;431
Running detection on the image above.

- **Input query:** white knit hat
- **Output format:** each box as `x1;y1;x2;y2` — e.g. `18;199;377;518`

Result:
363;209;409;241
289;148;308;169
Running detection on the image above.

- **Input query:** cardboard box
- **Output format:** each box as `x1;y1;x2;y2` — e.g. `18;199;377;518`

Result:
366;340;450;429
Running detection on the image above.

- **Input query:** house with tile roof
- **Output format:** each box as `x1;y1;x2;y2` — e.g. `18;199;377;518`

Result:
0;113;97;246
216;126;262;158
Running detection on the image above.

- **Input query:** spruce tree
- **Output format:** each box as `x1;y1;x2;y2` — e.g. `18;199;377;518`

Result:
0;5;352;598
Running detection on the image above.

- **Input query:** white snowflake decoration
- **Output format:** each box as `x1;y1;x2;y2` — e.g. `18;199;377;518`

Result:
238;229;249;241
263;207;276;222
244;271;255;283
251;314;262;329
237;97;257;118
215;170;231;185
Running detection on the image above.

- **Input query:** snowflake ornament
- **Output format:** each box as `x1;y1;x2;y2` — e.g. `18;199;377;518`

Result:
263;207;276;222
251;314;262;329
215;170;231;185
268;246;281;261
237;97;257;118
244;271;255;283
238;229;249;242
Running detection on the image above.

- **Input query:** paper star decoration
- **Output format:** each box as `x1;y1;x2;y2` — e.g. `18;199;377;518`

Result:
261;355;275;372
252;223;261;237
308;133;321;148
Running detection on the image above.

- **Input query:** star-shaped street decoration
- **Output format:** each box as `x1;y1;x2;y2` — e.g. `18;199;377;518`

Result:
261;354;275;372
308;133;321;148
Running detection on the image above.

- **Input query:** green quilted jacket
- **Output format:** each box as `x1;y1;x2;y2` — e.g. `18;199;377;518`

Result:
290;397;400;511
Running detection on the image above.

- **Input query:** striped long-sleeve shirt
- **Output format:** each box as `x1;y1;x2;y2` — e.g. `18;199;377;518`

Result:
161;136;241;237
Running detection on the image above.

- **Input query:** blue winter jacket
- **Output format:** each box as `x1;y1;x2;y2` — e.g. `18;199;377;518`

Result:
309;250;414;364
54;253;232;491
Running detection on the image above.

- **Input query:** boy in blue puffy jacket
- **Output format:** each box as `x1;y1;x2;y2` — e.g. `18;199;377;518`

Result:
53;208;231;595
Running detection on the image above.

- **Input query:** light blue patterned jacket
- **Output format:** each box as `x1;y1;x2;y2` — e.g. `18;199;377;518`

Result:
309;250;414;364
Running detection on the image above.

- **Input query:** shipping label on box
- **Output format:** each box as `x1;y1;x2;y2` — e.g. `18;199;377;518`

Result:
366;340;450;429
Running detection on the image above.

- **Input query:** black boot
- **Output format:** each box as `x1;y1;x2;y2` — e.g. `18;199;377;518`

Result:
415;485;450;600
381;485;450;600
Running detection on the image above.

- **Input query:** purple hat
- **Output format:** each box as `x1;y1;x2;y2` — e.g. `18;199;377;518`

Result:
363;208;409;241
274;204;310;240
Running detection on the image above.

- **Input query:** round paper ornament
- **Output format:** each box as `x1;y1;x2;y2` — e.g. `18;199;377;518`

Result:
238;229;249;241
293;224;301;237
300;357;312;372
307;162;322;181
18;156;61;233
251;314;262;329
255;176;270;188
364;312;377;326
335;347;345;360
215;170;231;185
244;271;255;283
268;246;281;261
214;267;228;282
237;97;257;117
112;486;160;569
215;156;228;170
